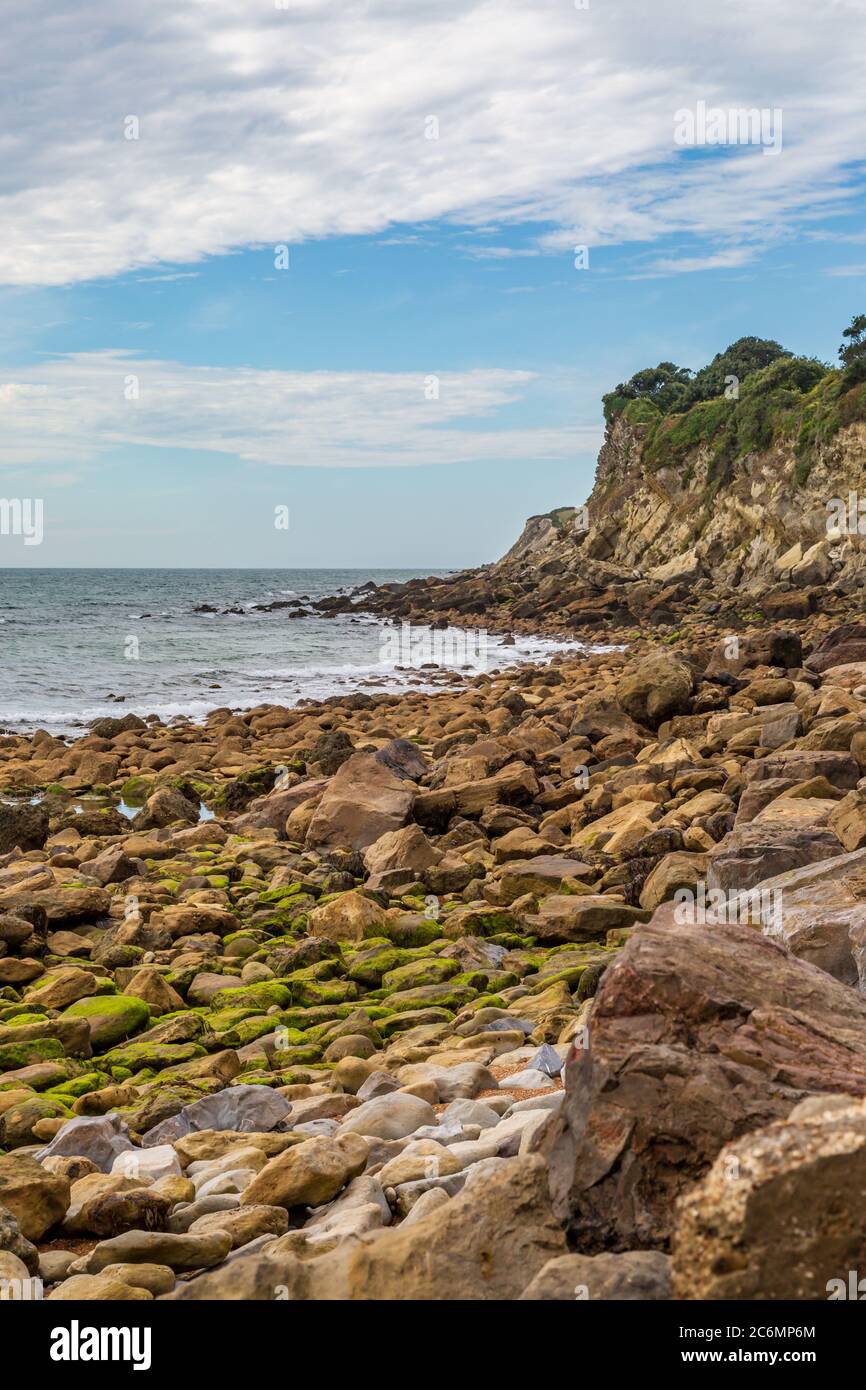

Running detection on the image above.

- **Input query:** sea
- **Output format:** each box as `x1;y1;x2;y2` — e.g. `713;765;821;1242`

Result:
0;569;586;736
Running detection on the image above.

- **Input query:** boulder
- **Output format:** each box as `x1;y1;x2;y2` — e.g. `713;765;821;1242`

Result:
362;824;441;890
25;966;99;1010
672;1095;866;1299
241;1133;368;1210
758;846;866;989
47;1273;153;1301
123;967;186;1016
62;994;150;1048
234;778;329;834
545;920;866;1251
705;629;802;677
77;1228;232;1274
337;1092;436;1141
189;1204;289;1249
829;792;866;852
138;787;199;828
308;890;388;943
0;1154;69;1240
529;895;644;944
520;1250;671;1300
69;1190;173;1238
806;623;866;674
493;856;592;904
0;1204;39;1274
0;802;49;854
745;749;859;790
616;653;694;729
707;821;842;893
639;852;708;912
310;731;355;774
141;1084;292;1147
375;739;428;782
36;1113;137;1172
305;753;416;851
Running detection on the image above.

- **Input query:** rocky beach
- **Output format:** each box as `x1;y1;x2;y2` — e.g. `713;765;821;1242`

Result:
4;340;866;1303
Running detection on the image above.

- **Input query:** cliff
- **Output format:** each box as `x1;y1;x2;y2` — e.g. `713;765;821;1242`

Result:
348;351;866;634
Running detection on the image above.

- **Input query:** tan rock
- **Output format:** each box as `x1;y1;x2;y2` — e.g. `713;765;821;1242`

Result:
241;1133;369;1210
305;753;416;851
0;1154;69;1240
308;890;388;943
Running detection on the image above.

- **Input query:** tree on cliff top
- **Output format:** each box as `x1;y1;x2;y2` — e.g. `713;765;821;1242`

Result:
682;336;791;405
603;337;793;423
602;362;693;423
840;314;866;384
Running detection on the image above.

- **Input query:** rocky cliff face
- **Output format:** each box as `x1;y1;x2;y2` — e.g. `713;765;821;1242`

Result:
575;412;866;593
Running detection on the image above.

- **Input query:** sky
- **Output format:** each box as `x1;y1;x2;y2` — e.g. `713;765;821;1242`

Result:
1;0;866;568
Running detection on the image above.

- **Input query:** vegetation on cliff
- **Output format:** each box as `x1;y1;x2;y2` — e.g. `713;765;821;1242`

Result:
602;317;866;490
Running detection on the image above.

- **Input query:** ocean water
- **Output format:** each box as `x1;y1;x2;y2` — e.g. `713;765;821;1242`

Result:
0;569;584;735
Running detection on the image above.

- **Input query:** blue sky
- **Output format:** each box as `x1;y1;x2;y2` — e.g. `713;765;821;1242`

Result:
1;0;865;567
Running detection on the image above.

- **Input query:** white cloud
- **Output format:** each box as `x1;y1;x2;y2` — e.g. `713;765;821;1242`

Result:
635;247;758;278
0;352;600;468
1;0;865;285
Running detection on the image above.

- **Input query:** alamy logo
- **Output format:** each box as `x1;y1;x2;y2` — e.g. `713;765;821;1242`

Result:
674;100;782;155
49;1321;152;1371
380;621;488;673
827;1271;866;1300
0;497;43;545
0;1275;43;1300
827;492;866;537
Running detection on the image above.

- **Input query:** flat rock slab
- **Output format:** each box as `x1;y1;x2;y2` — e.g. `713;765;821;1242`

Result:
142;1084;292;1147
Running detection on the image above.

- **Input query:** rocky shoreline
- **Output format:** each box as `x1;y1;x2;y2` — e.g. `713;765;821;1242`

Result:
3;596;866;1300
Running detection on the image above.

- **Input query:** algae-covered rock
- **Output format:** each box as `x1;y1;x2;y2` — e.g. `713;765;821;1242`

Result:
63;995;151;1048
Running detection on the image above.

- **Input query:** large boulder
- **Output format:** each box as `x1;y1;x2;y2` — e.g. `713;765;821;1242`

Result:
90;714;146;738
744;749;860;790
616;653;693;729
137;787;199;829
35;1113;137;1172
492;856;592;904
639;852;708;912
414;762;539;826
672;1095;866;1299
0;883;110;925
310;731;355;775
529;895;644;944
544;920;866;1251
337;1092;436;1141
374;739;427;782
141;1084;291;1147
305;753;416;852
